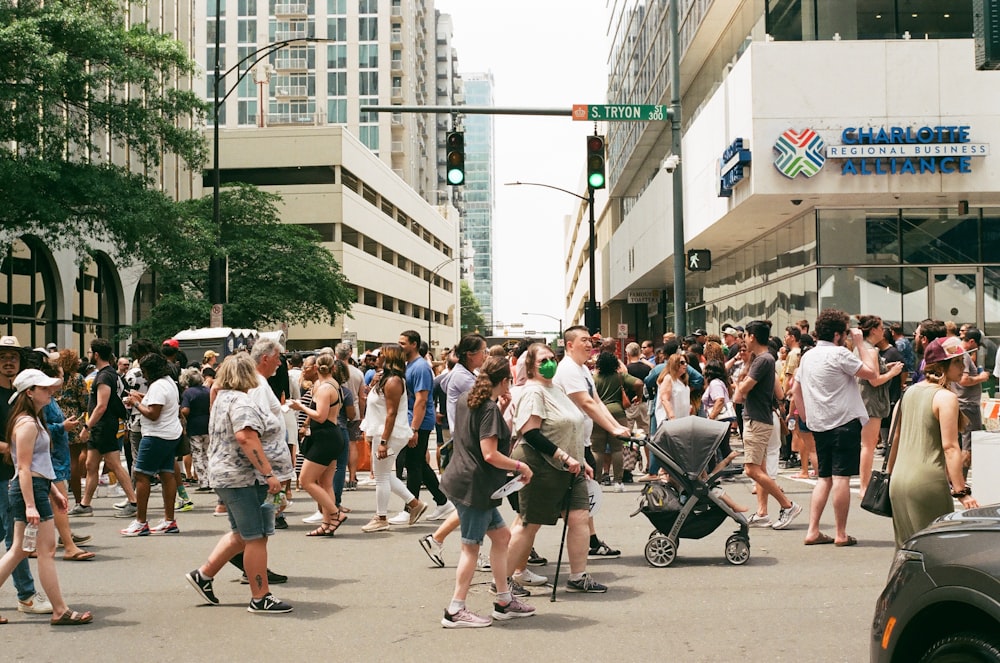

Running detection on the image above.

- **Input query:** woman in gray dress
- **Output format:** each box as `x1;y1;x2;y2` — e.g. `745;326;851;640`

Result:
888;337;978;549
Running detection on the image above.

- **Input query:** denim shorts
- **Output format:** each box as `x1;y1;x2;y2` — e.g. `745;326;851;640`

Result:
9;476;55;523
453;501;505;546
216;484;274;541
134;435;181;476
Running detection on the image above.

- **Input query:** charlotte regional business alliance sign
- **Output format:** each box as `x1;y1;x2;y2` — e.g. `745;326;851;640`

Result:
773;125;989;178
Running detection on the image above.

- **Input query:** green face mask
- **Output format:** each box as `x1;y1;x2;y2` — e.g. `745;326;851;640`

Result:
538;358;557;379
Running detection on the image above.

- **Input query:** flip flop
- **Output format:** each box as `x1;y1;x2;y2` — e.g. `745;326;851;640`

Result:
0;615;7;625
804;533;835;545
835;535;858;547
63;550;96;561
50;610;93;626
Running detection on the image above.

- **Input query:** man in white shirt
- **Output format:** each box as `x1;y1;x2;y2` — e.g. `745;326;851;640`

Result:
554;326;631;563
794;310;879;547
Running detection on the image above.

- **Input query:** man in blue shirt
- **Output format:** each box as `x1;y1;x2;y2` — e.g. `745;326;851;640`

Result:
392;330;452;526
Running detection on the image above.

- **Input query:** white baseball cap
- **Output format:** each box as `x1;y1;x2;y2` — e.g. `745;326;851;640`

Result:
8;368;62;404
0;335;21;347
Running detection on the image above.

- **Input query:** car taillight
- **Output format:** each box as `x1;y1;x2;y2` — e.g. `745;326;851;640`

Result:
873;549;926;646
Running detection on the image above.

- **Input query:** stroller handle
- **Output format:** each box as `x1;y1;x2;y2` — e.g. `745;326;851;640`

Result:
618;435;647;448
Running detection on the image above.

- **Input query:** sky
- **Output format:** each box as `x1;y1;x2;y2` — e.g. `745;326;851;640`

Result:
433;0;612;336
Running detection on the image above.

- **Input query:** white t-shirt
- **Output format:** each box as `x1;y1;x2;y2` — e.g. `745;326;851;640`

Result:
797;341;869;433
140;377;183;439
552;357;595;446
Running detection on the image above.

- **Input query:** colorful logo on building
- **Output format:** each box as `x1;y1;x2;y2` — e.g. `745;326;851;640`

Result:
773;128;826;178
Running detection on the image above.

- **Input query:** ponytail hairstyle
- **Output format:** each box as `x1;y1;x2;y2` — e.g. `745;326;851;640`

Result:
858;314;883;341
466;356;512;410
454;333;487;369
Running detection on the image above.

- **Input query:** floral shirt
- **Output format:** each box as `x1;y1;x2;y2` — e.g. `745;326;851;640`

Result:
55;372;89;445
208;389;294;488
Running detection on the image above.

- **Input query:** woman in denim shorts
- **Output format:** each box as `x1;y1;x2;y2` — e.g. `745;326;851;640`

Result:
439;357;535;628
0;369;93;625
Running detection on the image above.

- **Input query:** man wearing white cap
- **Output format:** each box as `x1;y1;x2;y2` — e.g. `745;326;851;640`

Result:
0;336;53;614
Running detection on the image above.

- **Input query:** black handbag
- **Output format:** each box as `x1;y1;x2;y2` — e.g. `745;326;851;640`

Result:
861;402;901;518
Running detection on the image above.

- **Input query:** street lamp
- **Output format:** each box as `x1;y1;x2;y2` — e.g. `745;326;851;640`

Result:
521;311;563;339
505;181;600;334
428;256;458;350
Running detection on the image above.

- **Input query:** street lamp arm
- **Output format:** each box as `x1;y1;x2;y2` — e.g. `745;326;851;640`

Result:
217;38;337;109
505;181;589;203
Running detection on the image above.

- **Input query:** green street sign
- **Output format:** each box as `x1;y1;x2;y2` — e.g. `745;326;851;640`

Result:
572;104;670;122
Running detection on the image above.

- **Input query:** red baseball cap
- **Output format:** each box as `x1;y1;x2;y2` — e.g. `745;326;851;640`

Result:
163;338;180;349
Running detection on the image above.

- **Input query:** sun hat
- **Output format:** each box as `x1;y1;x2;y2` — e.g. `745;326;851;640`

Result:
922;336;970;365
8;368;62;404
0;335;21;348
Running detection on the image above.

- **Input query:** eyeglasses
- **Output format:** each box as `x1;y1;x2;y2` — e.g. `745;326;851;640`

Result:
677;360;687;365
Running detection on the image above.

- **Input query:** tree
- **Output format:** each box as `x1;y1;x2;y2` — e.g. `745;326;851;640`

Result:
0;0;207;259
460;281;487;336
130;184;355;340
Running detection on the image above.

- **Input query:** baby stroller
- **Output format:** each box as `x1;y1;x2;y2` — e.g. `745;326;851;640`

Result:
631;417;750;567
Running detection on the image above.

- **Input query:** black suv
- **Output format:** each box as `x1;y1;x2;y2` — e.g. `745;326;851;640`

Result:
871;506;1000;662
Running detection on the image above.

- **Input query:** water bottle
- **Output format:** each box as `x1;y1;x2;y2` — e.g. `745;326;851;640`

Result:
22;523;37;553
260;491;286;518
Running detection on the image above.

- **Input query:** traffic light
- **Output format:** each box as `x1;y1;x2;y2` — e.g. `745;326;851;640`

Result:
586;135;606;189
687;249;712;272
446;131;465;185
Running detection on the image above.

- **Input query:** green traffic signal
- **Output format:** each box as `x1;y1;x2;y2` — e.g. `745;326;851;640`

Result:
446;131;465;185
586;135;606;190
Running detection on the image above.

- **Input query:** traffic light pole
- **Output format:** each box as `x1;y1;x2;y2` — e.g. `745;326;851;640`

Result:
669;0;686;337
585;186;600;335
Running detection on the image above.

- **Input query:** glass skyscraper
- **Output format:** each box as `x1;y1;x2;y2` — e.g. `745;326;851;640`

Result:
459;72;495;322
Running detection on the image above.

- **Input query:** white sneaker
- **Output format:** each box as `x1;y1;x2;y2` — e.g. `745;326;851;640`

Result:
302;510;324;524
388;510;410;526
17;592;53;614
476;552;491;572
425;500;456;522
613;483;625;493
512;568;548;586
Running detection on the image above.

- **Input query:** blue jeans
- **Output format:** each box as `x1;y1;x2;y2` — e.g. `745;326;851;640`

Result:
1;479;36;601
333;424;349;506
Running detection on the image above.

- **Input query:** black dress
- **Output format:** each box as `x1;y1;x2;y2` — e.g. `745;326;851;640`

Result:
303;384;344;466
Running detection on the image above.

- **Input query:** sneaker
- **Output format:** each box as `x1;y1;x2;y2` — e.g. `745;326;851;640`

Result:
150;519;180;535
113;503;138;518
113;499;130;509
17;592;53;614
566;573;608;593
248;592;293;614
771;502;803;530
425;500;456;522
186;569;219;605
441;607;492;628
588;541;621;559
490;578;531;597
527;548;547;566
408;501;429;526
302;510;324;524
176;500;195;512
613;482;625;493
492;597;536;620
241;569;289;585
387;510;410;526
120;520;150;537
512;568;548;586
419;534;445;567
747;513;772;528
361;516;391;533
476;552;492;572
68;504;93;517
274;515;288;530
59;533;92;547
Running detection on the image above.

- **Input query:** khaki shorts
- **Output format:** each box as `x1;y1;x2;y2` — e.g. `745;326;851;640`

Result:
742;419;774;467
513;445;589;526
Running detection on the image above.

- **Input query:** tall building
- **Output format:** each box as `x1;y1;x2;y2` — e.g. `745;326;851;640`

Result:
459;72;495;324
583;0;999;343
197;0;442;204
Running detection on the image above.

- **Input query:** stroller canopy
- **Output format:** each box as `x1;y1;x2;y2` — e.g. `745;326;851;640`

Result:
650;417;731;478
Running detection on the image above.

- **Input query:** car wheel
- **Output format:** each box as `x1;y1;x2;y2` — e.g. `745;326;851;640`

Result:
918;631;1000;663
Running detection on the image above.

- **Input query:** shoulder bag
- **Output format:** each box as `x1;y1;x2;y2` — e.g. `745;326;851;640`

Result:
861;401;901;518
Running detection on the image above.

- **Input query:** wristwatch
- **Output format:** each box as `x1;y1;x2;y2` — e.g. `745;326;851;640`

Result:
951;486;972;498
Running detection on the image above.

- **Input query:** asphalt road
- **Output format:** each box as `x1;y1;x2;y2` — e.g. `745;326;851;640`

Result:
4;469;894;663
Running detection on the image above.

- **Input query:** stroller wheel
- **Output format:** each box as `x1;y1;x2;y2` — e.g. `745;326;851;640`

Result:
649;529;659;539
645;535;677;568
725;535;751;565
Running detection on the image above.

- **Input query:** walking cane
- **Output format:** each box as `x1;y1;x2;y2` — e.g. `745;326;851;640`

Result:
550;472;576;602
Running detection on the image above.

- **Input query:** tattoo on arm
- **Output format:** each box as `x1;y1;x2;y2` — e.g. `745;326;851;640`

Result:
251;449;264;468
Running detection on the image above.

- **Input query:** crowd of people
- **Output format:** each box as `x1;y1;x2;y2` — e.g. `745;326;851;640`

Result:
0;310;993;626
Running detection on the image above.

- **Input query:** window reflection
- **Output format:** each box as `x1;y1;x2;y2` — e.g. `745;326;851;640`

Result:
901;208;978;264
818;209;898;265
0;237;57;347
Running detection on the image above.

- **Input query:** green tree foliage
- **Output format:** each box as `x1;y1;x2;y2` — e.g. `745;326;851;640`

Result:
460;281;487;336
130;184;355;340
0;0;207;258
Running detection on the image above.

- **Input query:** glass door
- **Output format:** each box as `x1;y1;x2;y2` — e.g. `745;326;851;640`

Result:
928;268;982;326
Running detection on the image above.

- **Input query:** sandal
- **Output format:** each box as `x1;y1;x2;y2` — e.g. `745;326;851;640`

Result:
307;521;338;537
0;615;7;625
63;550;96;561
51;609;93;626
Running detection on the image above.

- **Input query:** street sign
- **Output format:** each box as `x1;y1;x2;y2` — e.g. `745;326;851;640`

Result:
572;104;669;122
342;331;357;346
688;249;712;272
617;323;629;339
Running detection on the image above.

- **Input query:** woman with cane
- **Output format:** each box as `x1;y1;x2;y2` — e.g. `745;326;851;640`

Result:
507;343;607;595
439;357;534;628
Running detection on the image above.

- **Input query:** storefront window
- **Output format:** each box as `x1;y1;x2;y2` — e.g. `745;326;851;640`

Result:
900;208;978;264
0;237;57;347
74;254;120;354
818;266;903;319
768;0;972;41
984;267;1000;341
818;209;899;265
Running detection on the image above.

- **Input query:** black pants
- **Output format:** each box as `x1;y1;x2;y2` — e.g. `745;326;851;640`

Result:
405;429;446;506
